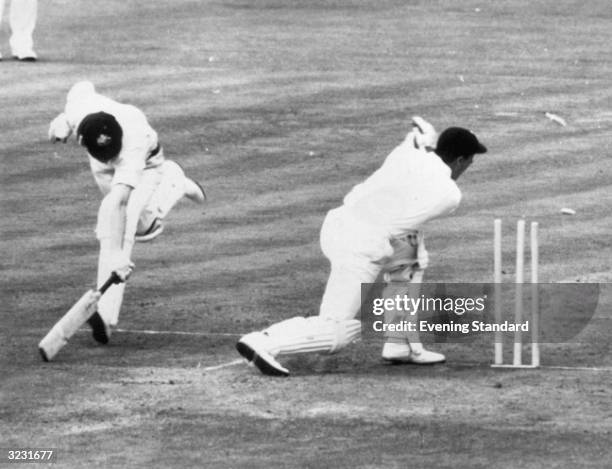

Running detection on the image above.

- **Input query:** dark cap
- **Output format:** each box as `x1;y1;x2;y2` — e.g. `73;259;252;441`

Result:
435;127;487;161
77;111;123;162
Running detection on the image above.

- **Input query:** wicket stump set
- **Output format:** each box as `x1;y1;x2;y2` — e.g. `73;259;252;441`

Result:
492;219;540;368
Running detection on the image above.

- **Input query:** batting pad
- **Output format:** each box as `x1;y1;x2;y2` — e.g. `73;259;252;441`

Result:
97;283;125;327
96;242;126;327
382;269;424;344
263;316;362;356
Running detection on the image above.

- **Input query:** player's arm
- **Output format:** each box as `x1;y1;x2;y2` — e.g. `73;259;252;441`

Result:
97;183;134;280
48;81;101;143
48;112;73;143
47;91;88;143
404;116;438;151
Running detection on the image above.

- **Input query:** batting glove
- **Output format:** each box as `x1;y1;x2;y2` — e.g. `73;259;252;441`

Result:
48;113;72;143
410;116;438;151
109;252;135;282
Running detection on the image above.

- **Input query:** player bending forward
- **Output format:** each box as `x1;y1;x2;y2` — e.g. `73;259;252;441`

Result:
236;117;486;376
48;81;206;344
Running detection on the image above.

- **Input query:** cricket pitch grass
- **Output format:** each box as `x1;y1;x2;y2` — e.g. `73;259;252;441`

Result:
1;1;611;467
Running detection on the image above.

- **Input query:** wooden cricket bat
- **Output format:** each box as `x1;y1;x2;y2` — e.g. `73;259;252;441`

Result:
38;272;122;362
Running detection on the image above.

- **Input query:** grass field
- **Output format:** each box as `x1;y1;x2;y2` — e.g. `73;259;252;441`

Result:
1;1;611;467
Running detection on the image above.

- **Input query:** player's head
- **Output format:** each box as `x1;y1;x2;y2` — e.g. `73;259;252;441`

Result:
435;127;487;180
77;111;123;162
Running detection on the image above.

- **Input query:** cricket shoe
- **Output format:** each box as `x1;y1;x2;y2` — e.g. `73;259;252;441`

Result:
184;177;206;204
135;218;164;243
12;49;38;61
87;312;111;344
15;55;37;62
236;332;289;377
169;160;206;204
381;342;445;365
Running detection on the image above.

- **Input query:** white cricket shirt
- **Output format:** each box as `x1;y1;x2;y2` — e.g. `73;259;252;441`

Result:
342;139;462;238
63;82;162;189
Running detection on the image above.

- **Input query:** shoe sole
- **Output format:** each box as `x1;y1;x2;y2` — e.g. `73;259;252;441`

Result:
135;221;163;242
236;341;289;377
87;312;110;344
186;178;206;203
409;358;446;365
13;55;37;62
382;356;446;365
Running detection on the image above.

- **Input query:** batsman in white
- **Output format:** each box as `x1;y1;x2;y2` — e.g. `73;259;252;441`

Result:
48;81;206;344
236;117;487;376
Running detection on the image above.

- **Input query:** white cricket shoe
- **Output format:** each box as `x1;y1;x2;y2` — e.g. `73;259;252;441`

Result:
381;342;446;365
164;160;206;204
236;332;289;377
12;47;38;61
184;177;206;204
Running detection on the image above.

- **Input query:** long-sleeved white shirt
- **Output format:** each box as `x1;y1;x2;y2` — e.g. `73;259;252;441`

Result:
63;81;162;189
341;139;461;239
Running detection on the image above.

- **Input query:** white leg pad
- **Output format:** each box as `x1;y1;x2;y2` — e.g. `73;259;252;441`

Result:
97;283;125;327
263;316;361;356
381;233;426;346
96;240;126;327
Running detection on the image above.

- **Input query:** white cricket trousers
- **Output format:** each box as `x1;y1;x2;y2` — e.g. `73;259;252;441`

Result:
0;0;37;57
260;206;428;357
260;208;396;357
319;207;394;320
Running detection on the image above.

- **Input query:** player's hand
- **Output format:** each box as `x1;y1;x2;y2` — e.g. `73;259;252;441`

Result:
48;113;72;143
110;253;135;282
410;116;438;151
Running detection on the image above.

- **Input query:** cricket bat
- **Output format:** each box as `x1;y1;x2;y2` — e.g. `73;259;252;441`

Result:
38;272;122;362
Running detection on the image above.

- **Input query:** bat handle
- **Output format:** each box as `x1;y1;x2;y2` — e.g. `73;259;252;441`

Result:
98;272;123;294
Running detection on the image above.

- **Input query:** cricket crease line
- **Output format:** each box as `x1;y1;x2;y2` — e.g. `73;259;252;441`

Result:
489;365;612;372
202;359;245;372
72;328;243;337
114;328;243;337
455;361;612;372
540;365;612;372
37;329;612;372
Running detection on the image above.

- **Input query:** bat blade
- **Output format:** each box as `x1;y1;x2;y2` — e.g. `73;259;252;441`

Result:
38;289;100;361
